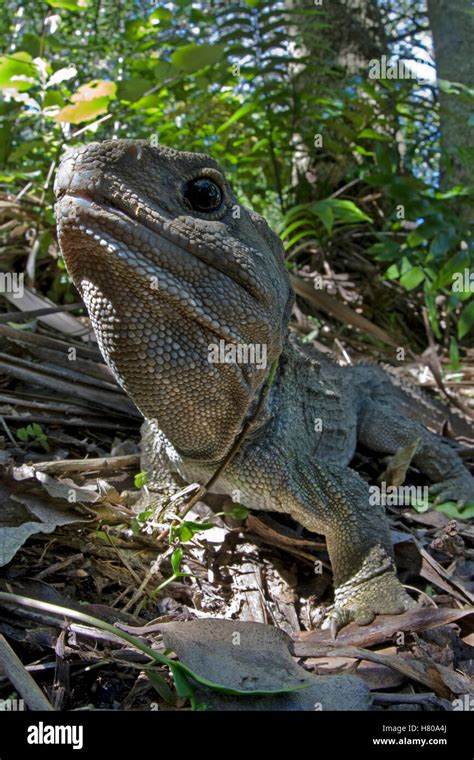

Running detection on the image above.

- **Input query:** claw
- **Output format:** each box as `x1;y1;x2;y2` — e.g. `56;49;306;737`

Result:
320;564;417;634
430;476;474;508
322;606;353;637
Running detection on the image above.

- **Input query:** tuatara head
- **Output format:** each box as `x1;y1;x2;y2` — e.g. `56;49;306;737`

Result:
55;139;294;460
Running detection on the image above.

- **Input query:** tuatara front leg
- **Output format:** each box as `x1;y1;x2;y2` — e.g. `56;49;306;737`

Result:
283;460;416;633
358;401;474;506
140;422;416;633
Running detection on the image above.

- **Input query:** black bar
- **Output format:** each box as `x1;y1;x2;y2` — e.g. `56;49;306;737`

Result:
0;710;471;758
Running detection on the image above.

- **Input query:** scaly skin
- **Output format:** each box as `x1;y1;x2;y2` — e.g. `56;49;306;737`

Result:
55;140;474;630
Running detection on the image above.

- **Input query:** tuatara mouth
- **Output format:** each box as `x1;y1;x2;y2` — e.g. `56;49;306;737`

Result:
54;163;263;303
57;194;256;352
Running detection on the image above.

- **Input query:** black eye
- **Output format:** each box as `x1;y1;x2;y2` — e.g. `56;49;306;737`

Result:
184;177;223;213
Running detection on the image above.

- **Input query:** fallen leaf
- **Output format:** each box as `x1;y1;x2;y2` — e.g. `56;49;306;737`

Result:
379;439;420;488
158;618;370;710
0;489;86;567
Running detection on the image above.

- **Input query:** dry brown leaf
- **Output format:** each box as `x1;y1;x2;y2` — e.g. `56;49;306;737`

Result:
378;438;420;487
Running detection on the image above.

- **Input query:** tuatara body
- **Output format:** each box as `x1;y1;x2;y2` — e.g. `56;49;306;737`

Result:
55;140;474;629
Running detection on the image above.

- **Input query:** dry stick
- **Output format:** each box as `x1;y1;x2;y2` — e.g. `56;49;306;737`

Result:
290;274;398;347
1;414;137;431
178;357;280;519
28;454;140;475
0;323;99;360
0;303;84;323
371;692;449;708
0;415;17;445
0;634;54;711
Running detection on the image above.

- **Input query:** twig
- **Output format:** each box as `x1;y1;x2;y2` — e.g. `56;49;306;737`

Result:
25;454;140;475
371;692;450;709
0;634;54;711
0;303;84;323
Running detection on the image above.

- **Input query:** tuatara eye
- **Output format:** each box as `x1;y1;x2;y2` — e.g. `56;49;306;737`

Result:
184;177;223;213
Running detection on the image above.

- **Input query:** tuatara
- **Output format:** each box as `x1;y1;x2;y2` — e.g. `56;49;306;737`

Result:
54;139;474;630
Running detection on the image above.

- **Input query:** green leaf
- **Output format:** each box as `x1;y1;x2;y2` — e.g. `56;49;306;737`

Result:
117;78;151;103
399;266;425;290
458;301;474;339
331;199;372;224
216;102;254;134
357;127;389;141
169;665;195;700
171;44;225;74
228;505;250;520
9;140;45;161
44;90;64;108
171;547;183;575
134;471;149;489
0;52;37;92
145;670;175;705
177;524;194;542
434;186;469;199
448;337;461;372
149;8;173;23
312;202;334;234
385;264;399;279
353;145;375;157
130;94;161;112
429;230;455;259
280;218;312;240
31;423;45;438
284;229;318;250
434;501;474;520
176;520;214;542
46;0;89;9
137;510;153;522
406;228;427;247
436;250;469;289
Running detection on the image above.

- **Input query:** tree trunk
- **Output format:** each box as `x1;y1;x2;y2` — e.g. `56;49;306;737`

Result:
287;0;388;201
427;0;474;202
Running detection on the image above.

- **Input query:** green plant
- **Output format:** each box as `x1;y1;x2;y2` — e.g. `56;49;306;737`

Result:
16;423;50;452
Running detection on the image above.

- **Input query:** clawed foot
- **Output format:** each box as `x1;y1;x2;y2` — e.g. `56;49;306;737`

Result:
322;547;417;637
430;474;474;508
